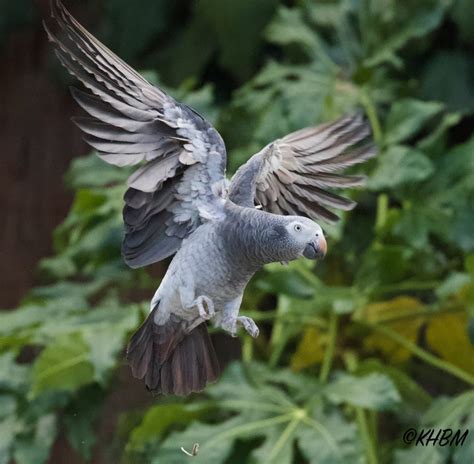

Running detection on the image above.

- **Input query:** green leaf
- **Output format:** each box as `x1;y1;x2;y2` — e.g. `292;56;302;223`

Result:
257;269;315;299
65;153;129;189
0;416;17;464
356;359;432;417
154;416;247;464
384;99;444;145
127;403;208;452
420;51;474;112
264;6;323;59
13;414;57;464
63;387;104;460
326;373;401;411
361;0;451;68
368;145;434;190
82;306;139;384
30;333;94;397
0;353;29;391
296;407;362;464
394;446;444;464
195;0;279;81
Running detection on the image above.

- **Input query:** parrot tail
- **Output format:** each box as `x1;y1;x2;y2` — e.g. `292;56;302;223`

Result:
126;304;220;395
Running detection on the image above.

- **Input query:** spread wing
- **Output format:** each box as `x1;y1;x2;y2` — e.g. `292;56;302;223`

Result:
45;0;227;268
228;113;376;223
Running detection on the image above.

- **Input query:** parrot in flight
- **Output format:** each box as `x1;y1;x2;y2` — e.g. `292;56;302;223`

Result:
45;0;376;395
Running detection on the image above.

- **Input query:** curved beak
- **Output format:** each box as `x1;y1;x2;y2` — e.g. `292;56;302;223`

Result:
302;234;327;260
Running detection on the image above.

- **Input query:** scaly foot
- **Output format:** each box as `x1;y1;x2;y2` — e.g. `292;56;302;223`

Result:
237;316;259;338
192;295;215;320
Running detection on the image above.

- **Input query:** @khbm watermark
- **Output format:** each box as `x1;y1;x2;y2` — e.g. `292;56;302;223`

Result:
403;428;469;447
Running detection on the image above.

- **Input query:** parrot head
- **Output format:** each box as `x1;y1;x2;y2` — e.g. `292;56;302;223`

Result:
278;217;327;261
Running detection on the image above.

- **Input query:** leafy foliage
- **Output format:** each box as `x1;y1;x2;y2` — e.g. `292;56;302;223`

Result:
1;0;474;462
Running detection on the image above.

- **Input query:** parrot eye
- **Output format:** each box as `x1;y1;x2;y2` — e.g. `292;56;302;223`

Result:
294;224;302;232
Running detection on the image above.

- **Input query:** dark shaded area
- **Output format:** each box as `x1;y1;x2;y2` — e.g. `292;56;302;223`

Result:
0;1;88;307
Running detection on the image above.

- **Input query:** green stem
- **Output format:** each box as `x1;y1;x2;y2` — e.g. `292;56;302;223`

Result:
241;310;327;329
297;267;321;288
344;353;378;464
375;194;388;233
355;408;379;464
359;88;382;145
374;280;440;294
366;304;464;325
319;312;338;383
367;323;474;386
206;413;293;448
242;335;253;363
267;416;301;461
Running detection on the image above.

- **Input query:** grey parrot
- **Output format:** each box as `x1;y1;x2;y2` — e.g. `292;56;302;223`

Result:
45;1;376;395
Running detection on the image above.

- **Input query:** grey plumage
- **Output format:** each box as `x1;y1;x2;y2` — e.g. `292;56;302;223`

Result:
46;0;376;395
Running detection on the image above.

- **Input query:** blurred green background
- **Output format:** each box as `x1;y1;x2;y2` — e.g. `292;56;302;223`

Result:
1;0;474;463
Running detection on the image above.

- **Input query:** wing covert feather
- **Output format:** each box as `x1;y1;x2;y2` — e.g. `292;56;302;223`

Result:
45;0;227;267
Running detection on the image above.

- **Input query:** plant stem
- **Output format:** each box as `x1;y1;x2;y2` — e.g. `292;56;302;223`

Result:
367;323;474;386
319;312;338;383
242;335;253;363
374;280;440;294
359;87;382;145
375;194;388;233
367;304;464;325
240;310;328;328
355;408;379;464
344;353;378;464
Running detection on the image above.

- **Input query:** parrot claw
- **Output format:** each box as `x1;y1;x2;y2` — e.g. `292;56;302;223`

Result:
237;316;259;338
193;295;215;320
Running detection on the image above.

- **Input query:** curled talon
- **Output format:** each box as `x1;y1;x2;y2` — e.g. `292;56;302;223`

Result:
193;295;215;320
237;316;259;338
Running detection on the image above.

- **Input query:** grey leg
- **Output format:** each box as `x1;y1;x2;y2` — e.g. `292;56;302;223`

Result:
178;271;215;320
217;295;259;338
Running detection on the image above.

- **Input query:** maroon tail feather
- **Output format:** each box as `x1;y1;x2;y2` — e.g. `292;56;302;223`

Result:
126;304;220;395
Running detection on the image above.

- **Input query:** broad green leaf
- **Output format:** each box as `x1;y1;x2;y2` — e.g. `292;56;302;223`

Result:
154;416;247;463
0;353;29;391
296;407;362;464
394;446;444;464
127;403;208;452
196;0;279;81
326;373;401;410
30;333;94;397
368;145;434;190
264;6;329;63
257;269;315;299
361;0;451;68
0;416;16;464
356;359;432;418
63;387;105;460
420;50;474;112
65;153;129;189
82;306;140;384
356;245;413;289
452;409;474;464
0;395;16;420
384;99;443;145
251;423;295;464
13;414;57;464
394;392;474;463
